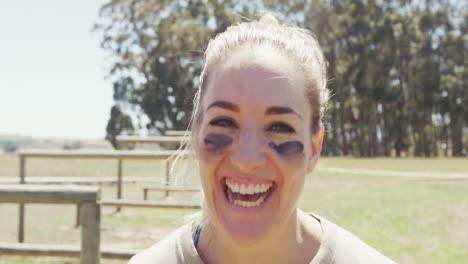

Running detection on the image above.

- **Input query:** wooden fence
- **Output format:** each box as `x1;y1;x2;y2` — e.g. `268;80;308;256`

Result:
165;130;190;137
116;135;190;150
17;149;182;205
16;149;195;231
0;184;101;264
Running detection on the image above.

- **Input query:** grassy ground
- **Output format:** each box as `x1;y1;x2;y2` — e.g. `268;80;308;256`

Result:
0;153;467;263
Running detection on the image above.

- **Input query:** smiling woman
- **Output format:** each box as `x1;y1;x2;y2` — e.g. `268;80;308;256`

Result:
130;14;396;264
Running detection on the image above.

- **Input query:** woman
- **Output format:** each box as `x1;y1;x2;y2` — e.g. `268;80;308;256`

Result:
130;14;396;264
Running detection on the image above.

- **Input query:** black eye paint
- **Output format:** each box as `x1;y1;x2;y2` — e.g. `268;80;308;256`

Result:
268;141;304;157
204;133;233;153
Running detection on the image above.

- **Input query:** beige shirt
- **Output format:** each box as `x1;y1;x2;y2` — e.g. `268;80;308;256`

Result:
129;214;396;264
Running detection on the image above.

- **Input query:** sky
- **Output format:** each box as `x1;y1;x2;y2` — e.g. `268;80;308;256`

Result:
0;1;113;139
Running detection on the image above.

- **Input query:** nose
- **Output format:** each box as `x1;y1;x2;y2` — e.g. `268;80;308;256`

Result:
230;126;266;174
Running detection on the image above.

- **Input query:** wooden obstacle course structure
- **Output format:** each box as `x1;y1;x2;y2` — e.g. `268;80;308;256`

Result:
0;176;164;185
2;148;202;262
142;185;200;200
0;184;101;264
116;135;190;150
17;149;182;206
0;242;136;260
17;149;185;237
100;198;201;209
165;130;190;137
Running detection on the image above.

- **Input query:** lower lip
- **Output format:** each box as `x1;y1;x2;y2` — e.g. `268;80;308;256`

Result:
219;178;276;212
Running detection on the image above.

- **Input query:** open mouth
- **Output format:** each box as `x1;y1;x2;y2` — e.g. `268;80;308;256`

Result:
223;178;274;208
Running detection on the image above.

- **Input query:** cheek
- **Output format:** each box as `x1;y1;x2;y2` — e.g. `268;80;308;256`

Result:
198;133;233;180
268;140;307;198
277;162;306;209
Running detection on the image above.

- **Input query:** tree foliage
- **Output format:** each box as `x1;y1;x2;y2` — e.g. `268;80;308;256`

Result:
96;0;467;156
95;0;254;136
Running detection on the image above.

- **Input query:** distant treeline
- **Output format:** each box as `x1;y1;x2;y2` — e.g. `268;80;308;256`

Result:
95;0;467;156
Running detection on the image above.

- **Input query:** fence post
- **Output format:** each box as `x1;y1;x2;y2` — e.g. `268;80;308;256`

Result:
18;155;25;243
80;201;100;264
116;159;122;212
76;204;81;227
165;160;171;198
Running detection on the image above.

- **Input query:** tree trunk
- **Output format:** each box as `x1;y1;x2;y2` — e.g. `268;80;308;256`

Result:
423;124;432;157
451;117;463;156
369;101;380;157
340;107;349;156
331;110;340;156
442;122;449;157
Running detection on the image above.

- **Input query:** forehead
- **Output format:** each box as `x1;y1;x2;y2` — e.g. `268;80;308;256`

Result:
204;45;308;113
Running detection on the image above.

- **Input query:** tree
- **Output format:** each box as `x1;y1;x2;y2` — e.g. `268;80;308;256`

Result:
95;0;254;136
96;0;466;156
105;105;135;148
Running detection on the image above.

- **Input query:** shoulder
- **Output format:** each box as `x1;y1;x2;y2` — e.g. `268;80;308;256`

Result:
128;222;203;264
332;222;396;263
310;213;397;264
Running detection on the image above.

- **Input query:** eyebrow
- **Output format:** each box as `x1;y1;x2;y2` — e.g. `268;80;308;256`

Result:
265;106;303;119
207;100;302;119
207;100;240;112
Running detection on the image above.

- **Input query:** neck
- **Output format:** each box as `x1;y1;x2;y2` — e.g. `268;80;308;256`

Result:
197;209;322;264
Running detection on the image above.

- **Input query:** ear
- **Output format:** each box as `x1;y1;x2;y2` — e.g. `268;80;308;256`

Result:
307;123;324;173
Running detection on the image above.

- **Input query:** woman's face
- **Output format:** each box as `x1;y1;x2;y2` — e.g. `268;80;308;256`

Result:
194;45;322;244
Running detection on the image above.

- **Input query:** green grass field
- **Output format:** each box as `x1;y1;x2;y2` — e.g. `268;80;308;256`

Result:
0;154;467;263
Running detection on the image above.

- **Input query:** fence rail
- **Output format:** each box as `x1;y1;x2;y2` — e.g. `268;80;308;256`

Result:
116;135;189;149
0;243;136;260
17;149;183;214
0;184;101;264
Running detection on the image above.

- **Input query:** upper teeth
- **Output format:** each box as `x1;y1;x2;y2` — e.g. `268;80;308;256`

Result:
226;179;272;195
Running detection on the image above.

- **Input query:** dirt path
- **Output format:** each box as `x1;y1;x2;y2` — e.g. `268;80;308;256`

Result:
317;167;468;180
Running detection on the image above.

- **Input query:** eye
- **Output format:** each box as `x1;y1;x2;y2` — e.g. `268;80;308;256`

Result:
268;122;296;133
209;117;237;128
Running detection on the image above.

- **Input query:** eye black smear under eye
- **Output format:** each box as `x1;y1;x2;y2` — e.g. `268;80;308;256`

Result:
268;141;304;157
204;133;233;152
